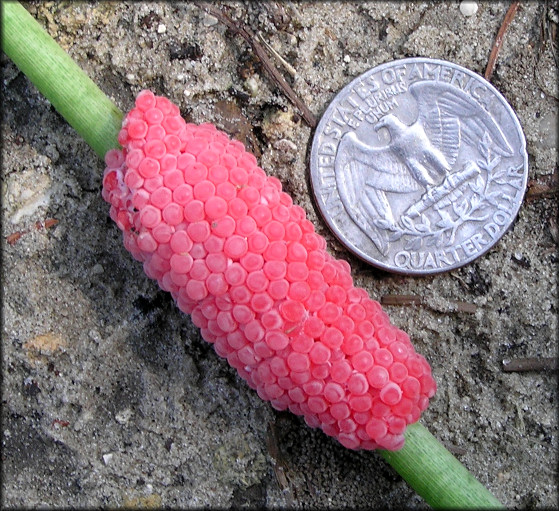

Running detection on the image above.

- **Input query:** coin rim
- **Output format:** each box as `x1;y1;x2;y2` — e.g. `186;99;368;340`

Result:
309;57;529;275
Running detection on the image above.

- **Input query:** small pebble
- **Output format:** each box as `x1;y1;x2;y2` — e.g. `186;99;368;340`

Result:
460;1;478;16
157;23;166;34
203;13;218;27
102;453;114;465
245;76;259;96
92;263;104;274
89;329;102;343
115;408;133;425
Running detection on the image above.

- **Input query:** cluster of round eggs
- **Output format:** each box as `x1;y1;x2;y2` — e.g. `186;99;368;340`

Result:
102;90;436;451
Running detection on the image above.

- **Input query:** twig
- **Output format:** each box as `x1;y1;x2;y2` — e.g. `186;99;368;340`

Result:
526;170;559;201
485;1;520;81
549;216;559;245
381;294;422;306
194;2;317;128
526;181;559;200
266;421;295;504
381;294;478;314
6;218;59;245
502;357;558;372
451;301;478;314
257;31;297;78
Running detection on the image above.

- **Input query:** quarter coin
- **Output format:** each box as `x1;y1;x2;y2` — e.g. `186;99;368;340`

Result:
310;57;528;275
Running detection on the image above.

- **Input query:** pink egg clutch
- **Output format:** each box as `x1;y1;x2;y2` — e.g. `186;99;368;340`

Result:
102;90;436;451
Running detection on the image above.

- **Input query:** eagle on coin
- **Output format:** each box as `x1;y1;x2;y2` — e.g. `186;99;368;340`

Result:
335;81;514;256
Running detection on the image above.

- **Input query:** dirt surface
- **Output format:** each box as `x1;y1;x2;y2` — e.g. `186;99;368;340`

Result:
2;1;557;508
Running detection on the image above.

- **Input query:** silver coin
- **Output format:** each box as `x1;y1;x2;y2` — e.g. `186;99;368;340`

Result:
310;57;528;275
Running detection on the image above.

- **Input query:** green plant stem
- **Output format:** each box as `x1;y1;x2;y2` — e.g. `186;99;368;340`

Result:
1;1;123;159
381;423;503;509
2;2;504;509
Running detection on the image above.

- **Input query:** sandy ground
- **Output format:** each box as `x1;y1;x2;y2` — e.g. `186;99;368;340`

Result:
2;1;557;508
